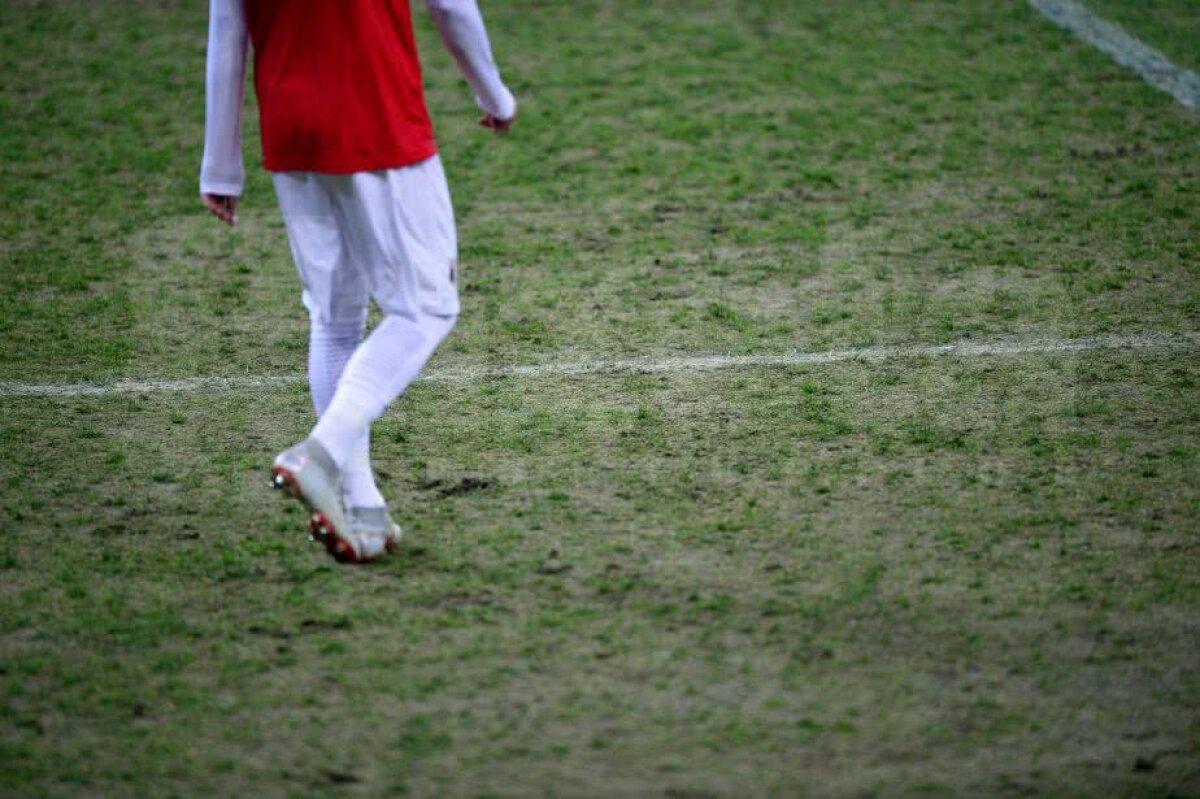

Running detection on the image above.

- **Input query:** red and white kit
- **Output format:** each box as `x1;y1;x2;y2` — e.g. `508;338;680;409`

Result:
202;0;514;322
201;0;515;558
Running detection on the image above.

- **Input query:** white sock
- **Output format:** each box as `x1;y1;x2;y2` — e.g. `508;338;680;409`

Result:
342;437;385;509
311;313;456;470
308;313;386;508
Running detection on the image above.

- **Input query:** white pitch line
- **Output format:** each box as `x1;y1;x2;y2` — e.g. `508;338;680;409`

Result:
1028;0;1200;109
0;332;1196;399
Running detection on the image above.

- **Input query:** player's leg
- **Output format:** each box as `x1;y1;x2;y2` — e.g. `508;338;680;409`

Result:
306;156;460;558
288;178;392;513
269;171;367;557
309;312;387;510
309;313;456;471
301;310;453;562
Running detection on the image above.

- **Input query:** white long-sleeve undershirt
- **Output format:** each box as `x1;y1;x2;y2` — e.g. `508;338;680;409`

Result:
200;0;249;196
425;0;517;123
199;0;516;197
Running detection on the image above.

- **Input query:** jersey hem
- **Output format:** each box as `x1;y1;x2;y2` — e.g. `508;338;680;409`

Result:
263;142;439;175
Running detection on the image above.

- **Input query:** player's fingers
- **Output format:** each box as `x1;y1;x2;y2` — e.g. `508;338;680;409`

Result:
201;194;224;218
201;194;236;226
493;103;517;133
478;113;513;134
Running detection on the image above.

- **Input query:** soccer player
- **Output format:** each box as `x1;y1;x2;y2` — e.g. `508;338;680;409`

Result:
200;0;516;563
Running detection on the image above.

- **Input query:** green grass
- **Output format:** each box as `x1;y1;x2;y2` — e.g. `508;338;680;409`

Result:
1;0;1198;796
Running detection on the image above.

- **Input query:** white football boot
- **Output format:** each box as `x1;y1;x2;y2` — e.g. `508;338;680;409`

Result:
345;506;403;562
270;439;361;563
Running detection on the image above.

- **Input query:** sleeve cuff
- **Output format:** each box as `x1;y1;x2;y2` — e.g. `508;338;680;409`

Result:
199;179;244;197
477;86;516;120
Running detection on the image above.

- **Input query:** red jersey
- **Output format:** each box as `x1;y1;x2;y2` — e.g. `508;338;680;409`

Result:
242;0;437;173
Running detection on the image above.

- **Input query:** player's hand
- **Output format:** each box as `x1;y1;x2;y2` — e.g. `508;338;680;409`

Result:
202;193;238;227
478;104;516;134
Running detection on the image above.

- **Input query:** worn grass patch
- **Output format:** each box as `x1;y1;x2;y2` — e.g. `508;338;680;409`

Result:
1;352;1197;795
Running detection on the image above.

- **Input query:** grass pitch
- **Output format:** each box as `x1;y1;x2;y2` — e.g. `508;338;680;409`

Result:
2;1;1198;796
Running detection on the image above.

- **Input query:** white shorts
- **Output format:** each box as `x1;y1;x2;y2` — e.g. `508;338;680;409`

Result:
272;155;459;324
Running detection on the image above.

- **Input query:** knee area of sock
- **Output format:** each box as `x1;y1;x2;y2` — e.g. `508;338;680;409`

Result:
377;312;457;345
310;313;367;343
419;313;457;350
